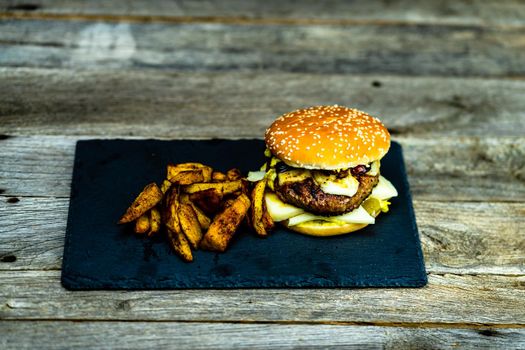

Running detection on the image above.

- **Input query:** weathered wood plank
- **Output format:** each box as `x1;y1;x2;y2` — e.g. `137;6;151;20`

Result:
1;69;524;137
1;195;523;274
2;0;525;27
1;271;524;324
1;321;524;350
0;196;66;270
0;21;524;76
1;135;524;201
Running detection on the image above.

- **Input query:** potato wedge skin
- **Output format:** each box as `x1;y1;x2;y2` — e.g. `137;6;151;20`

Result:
168;170;205;185
178;203;203;249
167;163;213;185
212;171;227;182
200;193;251;252
200;167;213;182
147;207;161;237
250;180;269;236
226;168;242;181
181;194;211;230
164;186;181;233
167;228;193;262
119;183;163;224
182;180;242;195
262;205;275;232
167;163;204;178
134;214;150;234
160;179;172;194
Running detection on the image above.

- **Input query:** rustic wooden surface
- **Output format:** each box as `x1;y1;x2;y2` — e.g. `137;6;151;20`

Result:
0;1;524;349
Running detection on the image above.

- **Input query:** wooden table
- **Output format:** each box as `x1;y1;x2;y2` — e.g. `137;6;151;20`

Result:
1;1;524;348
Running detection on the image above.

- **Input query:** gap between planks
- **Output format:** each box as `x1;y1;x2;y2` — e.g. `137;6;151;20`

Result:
0;318;524;329
1;12;524;30
1;266;524;278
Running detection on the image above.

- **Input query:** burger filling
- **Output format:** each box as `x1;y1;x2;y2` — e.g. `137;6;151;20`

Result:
248;151;397;228
275;174;378;215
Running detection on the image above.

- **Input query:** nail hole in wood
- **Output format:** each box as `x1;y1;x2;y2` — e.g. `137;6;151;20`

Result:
478;329;499;337
1;255;17;263
0;135;11;140
7;197;20;203
6;3;41;11
371;81;382;88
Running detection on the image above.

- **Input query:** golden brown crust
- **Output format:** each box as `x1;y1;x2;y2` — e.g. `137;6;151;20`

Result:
265;105;390;169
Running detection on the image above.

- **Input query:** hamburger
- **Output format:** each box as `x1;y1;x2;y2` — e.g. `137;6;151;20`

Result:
249;105;398;236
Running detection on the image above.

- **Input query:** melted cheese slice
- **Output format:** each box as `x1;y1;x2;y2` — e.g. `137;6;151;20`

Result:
264;192;305;222
312;171;359;197
371;176;398;200
287;206;375;226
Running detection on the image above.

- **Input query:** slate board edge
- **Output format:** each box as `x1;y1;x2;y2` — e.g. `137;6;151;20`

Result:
395;143;428;285
61;141;83;289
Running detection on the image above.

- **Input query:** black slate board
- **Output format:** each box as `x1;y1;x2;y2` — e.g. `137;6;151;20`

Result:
62;139;427;289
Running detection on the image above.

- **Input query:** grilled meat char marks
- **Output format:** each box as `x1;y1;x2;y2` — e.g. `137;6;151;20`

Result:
275;173;379;216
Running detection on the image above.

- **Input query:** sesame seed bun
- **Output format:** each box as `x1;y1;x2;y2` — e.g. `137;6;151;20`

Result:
265;105;390;169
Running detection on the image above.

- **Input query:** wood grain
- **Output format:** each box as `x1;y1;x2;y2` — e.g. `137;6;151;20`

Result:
1;321;524;350
0;0;523;345
1;195;523;274
2;0;525;27
1;271;524;324
0;21;524;76
1;69;524;137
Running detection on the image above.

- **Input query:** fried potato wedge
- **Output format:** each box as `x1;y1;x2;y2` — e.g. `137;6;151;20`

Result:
167;228;193;262
239;179;250;195
164;186;181;233
191;204;211;230
167;163;212;184
200;194;251;252
226;168;242;181
262;205;275;232
147;207;161;237
189;188;223;215
118;183;163;224
251;180;269;236
178;203;203;249
222;198;236;209
134;213;150;234
160;179;172;194
169;170;205;185
182;180;242;195
169;162;209;171
200;166;213;182
212;171;227;182
180;194;211;230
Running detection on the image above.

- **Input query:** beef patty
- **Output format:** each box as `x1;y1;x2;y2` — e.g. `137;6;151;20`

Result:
275;173;379;215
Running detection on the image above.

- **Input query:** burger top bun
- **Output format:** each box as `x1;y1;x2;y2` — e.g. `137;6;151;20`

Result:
265;105;390;170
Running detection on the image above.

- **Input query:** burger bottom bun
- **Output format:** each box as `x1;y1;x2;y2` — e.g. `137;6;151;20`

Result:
282;209;381;237
283;221;369;236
